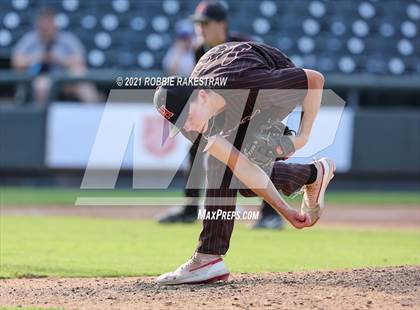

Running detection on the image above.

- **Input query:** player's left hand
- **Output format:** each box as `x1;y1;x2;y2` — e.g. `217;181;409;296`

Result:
289;133;309;151
243;119;296;167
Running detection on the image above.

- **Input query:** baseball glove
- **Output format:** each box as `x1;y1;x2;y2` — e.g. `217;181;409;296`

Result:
243;119;296;168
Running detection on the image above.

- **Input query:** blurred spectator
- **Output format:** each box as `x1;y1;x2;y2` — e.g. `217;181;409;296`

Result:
12;8;99;105
192;0;246;62
162;20;195;77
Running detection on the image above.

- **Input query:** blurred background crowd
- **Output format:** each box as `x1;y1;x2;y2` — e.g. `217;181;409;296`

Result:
0;0;418;105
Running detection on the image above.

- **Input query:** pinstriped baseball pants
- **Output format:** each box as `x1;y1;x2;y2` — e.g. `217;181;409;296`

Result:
196;154;312;255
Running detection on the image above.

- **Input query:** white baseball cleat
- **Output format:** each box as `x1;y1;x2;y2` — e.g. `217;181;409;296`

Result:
301;157;335;226
156;252;229;285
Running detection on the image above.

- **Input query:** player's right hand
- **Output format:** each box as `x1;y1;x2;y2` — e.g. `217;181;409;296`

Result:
283;208;311;229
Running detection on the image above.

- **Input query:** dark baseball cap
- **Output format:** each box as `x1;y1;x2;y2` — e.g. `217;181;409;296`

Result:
190;1;228;23
153;83;195;138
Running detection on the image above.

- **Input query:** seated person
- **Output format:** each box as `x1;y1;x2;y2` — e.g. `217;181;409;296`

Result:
12;8;99;105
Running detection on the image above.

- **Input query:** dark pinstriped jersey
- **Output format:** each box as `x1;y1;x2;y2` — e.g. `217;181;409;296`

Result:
183;41;308;149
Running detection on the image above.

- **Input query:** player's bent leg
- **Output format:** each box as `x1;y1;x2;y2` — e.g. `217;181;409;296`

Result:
270;162;314;196
301;157;335;226
238;161;313;197
239;162;313;229
156;252;229;285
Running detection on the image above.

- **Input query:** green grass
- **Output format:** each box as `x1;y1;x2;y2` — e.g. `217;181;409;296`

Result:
1;187;419;206
0;188;182;205
0;216;418;278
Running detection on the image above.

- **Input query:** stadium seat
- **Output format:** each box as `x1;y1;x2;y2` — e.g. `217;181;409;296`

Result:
0;0;417;75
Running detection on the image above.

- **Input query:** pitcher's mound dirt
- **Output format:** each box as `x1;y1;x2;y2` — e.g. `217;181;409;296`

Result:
1;266;419;309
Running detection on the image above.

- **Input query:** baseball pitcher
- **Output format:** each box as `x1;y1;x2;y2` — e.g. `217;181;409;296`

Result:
153;41;335;285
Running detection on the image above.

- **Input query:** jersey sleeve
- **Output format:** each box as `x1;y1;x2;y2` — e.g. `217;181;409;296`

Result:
236;66;308;90
235;66;308;111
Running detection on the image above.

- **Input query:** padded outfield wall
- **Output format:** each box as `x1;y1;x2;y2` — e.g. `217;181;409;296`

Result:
1;103;419;179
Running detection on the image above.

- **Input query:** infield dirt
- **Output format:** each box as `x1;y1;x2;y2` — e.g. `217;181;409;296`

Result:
2;204;419;230
1;266;419;309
